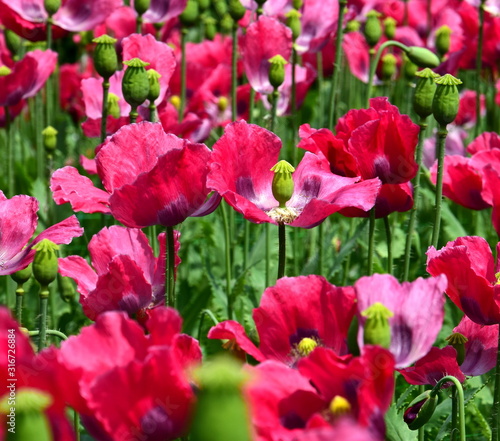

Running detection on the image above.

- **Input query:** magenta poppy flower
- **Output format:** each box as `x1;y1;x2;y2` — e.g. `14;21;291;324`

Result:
0;191;83;276
51;122;220;228
207;121;381;228
467;132;500;155
209;275;357;364
136;0;189;23
355;273;448;368
427;236;500;326
58;226;180;320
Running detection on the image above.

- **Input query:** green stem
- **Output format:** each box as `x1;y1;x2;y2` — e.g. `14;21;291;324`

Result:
383;215;392;274
431;125;448;248
100;80;110;143
197;309;219;342
29;329;68;341
220;203;233;319
328;0;347;128
270;89;279;132
248;87;256;124
149;103;158;123
277;223;286;279
179;28;188;122
15;286;24;326
5;106;13;197
367;208;376;275
342;218;356;285
38;289;49;351
451;387;458;441
316;51;324;127
136;15;143;34
403;118;427;280
46;18;53;126
74;410;80;441
46;18;53;52
491;325;500;441
475;0;486;138
318;221;324;276
165;226;176;308
231;23;238;122
418;385;425;441
243;221;250;270
35;94;45;181
129;107;138;124
431;376;466;441
291;47;298;164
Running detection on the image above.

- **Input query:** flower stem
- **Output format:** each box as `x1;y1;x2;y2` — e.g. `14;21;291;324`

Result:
231;23;238;122
35;94;45;180
383;216;392;274
5;106;13;197
431;376;466;441
46;18;54;126
165;225;176;308
29;329;68;341
129;106;138;124
316;51;324;126
491;325;500;441
136;15;143;34
291;47;298;164
431;125;448;248
221;202;233;319
179;28;188;123
474;0;486;138
318;221;324;276
100;80;110;143
403;118;427;280
277;223;286;279
15;285;24;326
367;208;376;275
38;288;49;351
265;223;270;287
270;89;279;132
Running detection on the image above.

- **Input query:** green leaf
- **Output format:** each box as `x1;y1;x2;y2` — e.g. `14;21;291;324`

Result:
385;404;417;441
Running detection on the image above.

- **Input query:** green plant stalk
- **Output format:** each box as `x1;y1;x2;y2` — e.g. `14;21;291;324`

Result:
318;221;324;276
15;286;24;326
383;215;392;274
136;15;143;34
198;309;219;342
451;387;458;441
248;87;256;124
35;94;45;180
46;18;54;126
342;218;356;285
29;329;68;341
129;106;138;124
328;0;347;128
165;225;176;308
316;51;324;127
431;125;448;248
403;118;428;280
149;103;158;123
291;47;298;165
277;223;286;279
243;221;250;270
474;0;486;138
74;410;80;441
265;223;271;288
179;28;188;122
38;288;49;351
231;23;238;122
270;89;279;132
491;326;500;441
100;80;110;143
5;106;13;198
367;208;376;275
418;385;425;441
220;202;233;319
431;376;466;441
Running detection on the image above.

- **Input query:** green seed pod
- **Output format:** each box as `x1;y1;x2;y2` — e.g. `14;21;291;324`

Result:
360;302;394;349
364;11;382;48
147;69;162;102
286;9;302;41
92;34;118;80
271;160;295;208
122;58;150;109
134;0;151;15
44;0;61;16
413;68;440;119
107;93;121;118
432;73;462;126
404;391;438;430
221;13;234;35
268;54;288;89
32;239;59;291
180;0;200;27
292;0;303;9
204;16;217;40
58;274;76;302
435;25;452;58
213;0;228;17
42;126;58;153
345;20;361;33
402;56;418;81
10;264;32;286
446;332;468;366
381;53;397;80
405;46;440;68
383;16;397;40
228;0;246;22
190;356;253;441
4;29;22;57
198;0;210;12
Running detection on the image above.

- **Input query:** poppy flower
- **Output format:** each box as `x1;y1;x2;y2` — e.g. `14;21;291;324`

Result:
207;121;381;228
0;191;83;276
426;236;500;326
209;275;357;364
50;122;220;228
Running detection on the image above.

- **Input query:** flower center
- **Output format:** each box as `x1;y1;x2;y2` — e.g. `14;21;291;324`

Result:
266;206;299;224
297;337;318;357
329;395;351;417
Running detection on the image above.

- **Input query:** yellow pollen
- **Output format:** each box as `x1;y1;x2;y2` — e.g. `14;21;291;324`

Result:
329;395;351;416
495;272;500;285
170;95;181;110
218;96;229;112
297;337;318;357
0;65;12;76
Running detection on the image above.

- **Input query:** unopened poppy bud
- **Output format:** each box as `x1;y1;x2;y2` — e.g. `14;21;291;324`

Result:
32;239;59;293
180;0;199;27
58;274;76;302
42;126;58;153
191;356;253;441
404;391;438;430
383;16;397;39
218;96;229;112
122;58;150;109
292;0;303;9
228;0;246;22
432;73;462;126
286;9;302;41
329;395;351;418
361;302;393;349
405;46;440;68
214;0;228;17
345;20;361;33
44;0;61;16
204;17;217;40
147;69;162;102
0;66;12;76
268;54;288;89
435;25;452;58
134;0;151;15
297;337;318;356
381;53;397;80
92;34;118;80
413;68;440;119
271;160;295;207
5;29;21;56
11;264;32;286
221;13;235;35
107;93;121;118
446;332;468;366
364;11;382;48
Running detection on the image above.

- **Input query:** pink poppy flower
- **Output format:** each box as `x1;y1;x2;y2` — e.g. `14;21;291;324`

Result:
0;191;83;276
51;122;220;228
426;236;500;326
354;273;447;368
207;121;381;228
59;62;93;122
467;131;500;155
136;0;189;24
209;275;357;364
58;226;180;320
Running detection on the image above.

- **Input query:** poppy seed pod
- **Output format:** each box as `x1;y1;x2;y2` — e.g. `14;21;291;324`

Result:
271;160;295;207
92;34;118;80
10;264;32;286
44;0;61;16
228;0;246;22
286;9;302;41
432;73;462;126
292;0;303;9
446;332;468;366
180;0;199;27
383;16;397;40
204;17;217;40
134;0;151;15
381;53;397;80
107;93;121;118
197;0;210;12
364;11;382;48
122;58;150;109
435;25;452;58
32;239;59;291
42;126;58;153
404;391;438;430
413;68;440;119
147;69;162;102
360;302;394;349
268;54;288;89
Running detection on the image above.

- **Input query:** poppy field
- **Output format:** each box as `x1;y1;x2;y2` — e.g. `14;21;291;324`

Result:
2;0;500;440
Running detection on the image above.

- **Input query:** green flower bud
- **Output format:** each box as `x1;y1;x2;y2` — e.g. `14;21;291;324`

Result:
32;239;59;292
4;29;22;57
44;0;61;16
10;264;32;286
292;0;303;9
271;160;295;208
360;302;394;349
57;274;76;302
228;0;246;22
435;25;452;58
147;69;162;102
197;0;210;12
221;13;234;35
204;16;217;40
92;34;118;80
107;93;121;118
432;73;462;126
405;46;440;68
404;391;438;430
268;54;288;89
345;20;361;33
381;53;397;80
0;66;12;76
383;16;397;40
134;0;151;15
41;126;58;153
122;58;150;109
180;0;199;27
213;0;228;17
446;332;468;366
364;11;382;48
286;9;302;41
402;56;418;81
190;356;253;441
413;68;440;119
